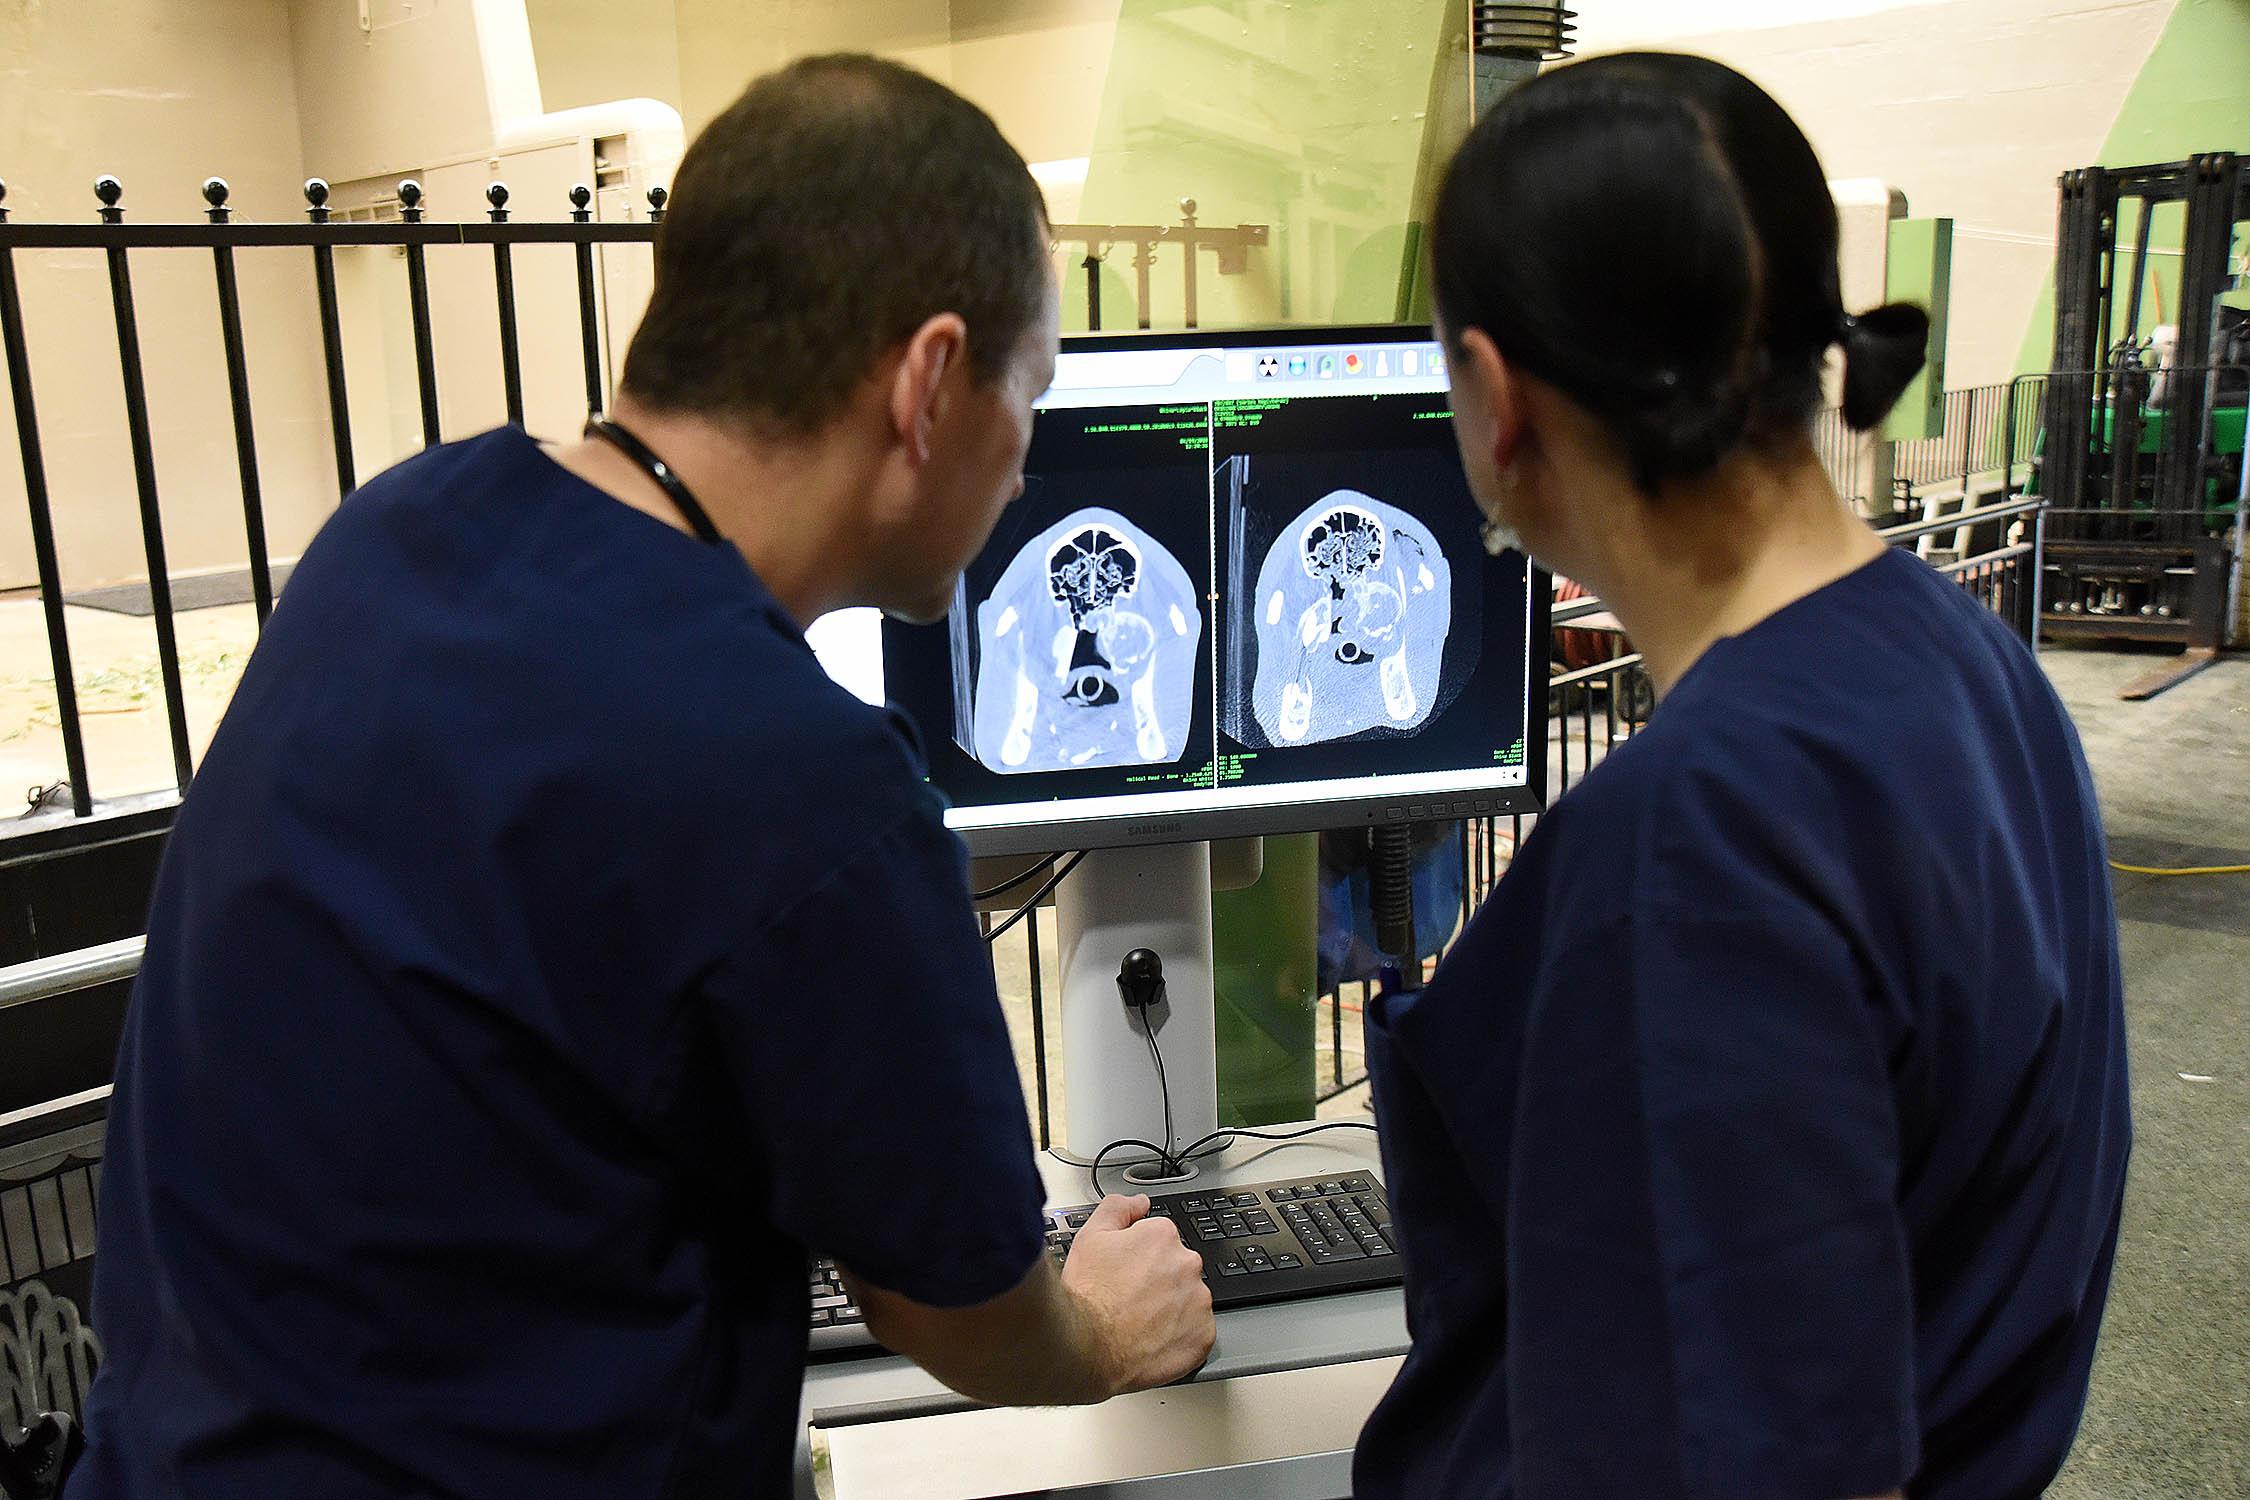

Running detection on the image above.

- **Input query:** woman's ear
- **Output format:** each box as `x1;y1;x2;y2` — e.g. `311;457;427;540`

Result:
1455;327;1525;474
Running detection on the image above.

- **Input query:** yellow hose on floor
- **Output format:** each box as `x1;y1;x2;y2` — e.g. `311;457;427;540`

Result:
2109;861;2250;877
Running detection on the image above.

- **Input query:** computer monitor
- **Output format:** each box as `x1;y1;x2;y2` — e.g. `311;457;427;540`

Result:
805;324;1551;1168
811;324;1549;858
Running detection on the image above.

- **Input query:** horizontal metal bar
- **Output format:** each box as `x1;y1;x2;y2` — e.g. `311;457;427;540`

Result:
1875;495;2046;544
1549;594;1614;625
0;222;658;250
1549;651;1645;691
0;935;145;1013
0;1085;112;1141
1935;543;2034;576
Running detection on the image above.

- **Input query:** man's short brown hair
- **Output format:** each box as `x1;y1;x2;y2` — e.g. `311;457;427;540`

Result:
620;55;1050;432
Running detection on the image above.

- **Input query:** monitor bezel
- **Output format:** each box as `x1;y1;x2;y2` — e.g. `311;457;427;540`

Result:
950;321;1551;858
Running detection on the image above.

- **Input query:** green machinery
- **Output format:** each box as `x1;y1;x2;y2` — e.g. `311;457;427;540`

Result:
2031;154;2249;697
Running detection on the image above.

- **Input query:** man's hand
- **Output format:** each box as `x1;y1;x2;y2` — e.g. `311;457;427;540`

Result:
1060;1194;1215;1394
844;1192;1214;1408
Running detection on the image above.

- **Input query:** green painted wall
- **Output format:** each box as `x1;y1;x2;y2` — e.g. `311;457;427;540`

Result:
2014;0;2250;376
1075;0;1471;330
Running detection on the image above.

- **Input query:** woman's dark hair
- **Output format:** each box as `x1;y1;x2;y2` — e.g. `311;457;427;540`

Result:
1430;52;1929;490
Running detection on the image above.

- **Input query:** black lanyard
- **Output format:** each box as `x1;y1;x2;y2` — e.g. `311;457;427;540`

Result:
584;419;723;546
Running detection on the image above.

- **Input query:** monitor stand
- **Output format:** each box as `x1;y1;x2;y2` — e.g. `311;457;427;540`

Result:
1054;841;1221;1185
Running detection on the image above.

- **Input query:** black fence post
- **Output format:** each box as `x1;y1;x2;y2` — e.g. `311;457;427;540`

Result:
568;185;604;420
397;180;442;448
204;177;275;625
487;183;525;429
0;180;94;815
305;178;355;499
96;176;196;793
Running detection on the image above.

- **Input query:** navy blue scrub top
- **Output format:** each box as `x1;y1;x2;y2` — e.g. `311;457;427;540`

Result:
1356;548;2130;1500
77;428;1047;1499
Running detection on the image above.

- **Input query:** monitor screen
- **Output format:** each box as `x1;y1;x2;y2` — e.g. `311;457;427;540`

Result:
810;325;1548;856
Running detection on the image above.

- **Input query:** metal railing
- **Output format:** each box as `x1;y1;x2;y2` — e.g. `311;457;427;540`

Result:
0;175;1267;823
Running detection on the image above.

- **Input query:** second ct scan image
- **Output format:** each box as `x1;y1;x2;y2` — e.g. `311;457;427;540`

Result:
1214;393;1488;766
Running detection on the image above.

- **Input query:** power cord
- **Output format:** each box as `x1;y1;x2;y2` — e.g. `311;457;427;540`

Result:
983;851;1087;944
2110;860;2250;877
1086;1121;1378;1199
973;855;1059;903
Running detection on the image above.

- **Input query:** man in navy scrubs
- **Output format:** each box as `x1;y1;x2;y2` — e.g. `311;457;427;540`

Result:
77;56;1213;1499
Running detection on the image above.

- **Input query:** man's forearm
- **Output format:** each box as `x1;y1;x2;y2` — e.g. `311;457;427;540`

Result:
843;1261;1117;1408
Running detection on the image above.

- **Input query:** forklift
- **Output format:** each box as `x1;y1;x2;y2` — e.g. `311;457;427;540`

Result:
2031;153;2250;699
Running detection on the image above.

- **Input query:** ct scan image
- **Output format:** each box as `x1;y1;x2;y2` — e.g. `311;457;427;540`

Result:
966;507;1205;774
1239;489;1452;746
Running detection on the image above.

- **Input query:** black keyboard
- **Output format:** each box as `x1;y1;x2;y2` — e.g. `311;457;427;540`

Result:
808;1171;1401;1360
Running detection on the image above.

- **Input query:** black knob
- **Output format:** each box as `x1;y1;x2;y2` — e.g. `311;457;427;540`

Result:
397;178;424;220
303;177;330;208
203;176;231;223
646;184;668;220
486;181;508;210
568;183;592;222
94;175;123;207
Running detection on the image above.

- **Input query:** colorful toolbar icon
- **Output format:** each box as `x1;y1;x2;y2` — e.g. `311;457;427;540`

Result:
1401;349;1421;376
1375;350;1391;377
1257;354;1281;379
1318;354;1337;378
1288;353;1309;377
1343;352;1365;376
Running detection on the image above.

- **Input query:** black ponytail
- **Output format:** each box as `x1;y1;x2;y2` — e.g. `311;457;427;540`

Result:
1839;303;1932;431
1431;52;1929;487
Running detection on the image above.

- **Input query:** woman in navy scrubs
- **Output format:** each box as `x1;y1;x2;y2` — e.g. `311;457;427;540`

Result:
1354;54;2130;1500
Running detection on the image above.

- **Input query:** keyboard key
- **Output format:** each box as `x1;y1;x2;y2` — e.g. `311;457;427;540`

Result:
1342;1177;1372;1192
1273;1253;1302;1269
1066;1211;1091;1228
812;1293;847;1310
838;1305;862;1320
1319;1182;1347;1196
1232;1193;1260;1208
1268;1188;1296;1202
1182;1197;1208;1212
810;1309;834;1325
1219;1260;1249;1277
1197;1223;1228;1243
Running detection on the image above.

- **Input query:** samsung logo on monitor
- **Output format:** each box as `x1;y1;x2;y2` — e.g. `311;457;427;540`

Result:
1125;819;1187;839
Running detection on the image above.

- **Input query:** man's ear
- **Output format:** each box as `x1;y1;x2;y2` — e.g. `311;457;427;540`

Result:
1457;326;1526;474
889;313;971;466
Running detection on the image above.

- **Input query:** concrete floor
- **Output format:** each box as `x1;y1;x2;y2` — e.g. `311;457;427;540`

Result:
2042;646;2250;1500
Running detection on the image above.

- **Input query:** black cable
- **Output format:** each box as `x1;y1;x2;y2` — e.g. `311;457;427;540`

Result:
972;855;1059;903
1085;1120;1379;1198
1142;1021;1178;1174
983;851;1087;944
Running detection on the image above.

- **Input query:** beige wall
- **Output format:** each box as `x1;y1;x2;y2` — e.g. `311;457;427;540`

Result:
1572;0;2176;389
0;0;337;591
525;0;682;113
287;0;503;187
672;0;956;136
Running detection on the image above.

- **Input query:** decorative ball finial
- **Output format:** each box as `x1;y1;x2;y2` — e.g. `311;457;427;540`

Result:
396;178;424;222
1179;196;1198;219
0;180;10;222
646;184;668;221
485;181;509;222
94;174;125;223
203;177;230;208
568;183;592;223
304;177;331;208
